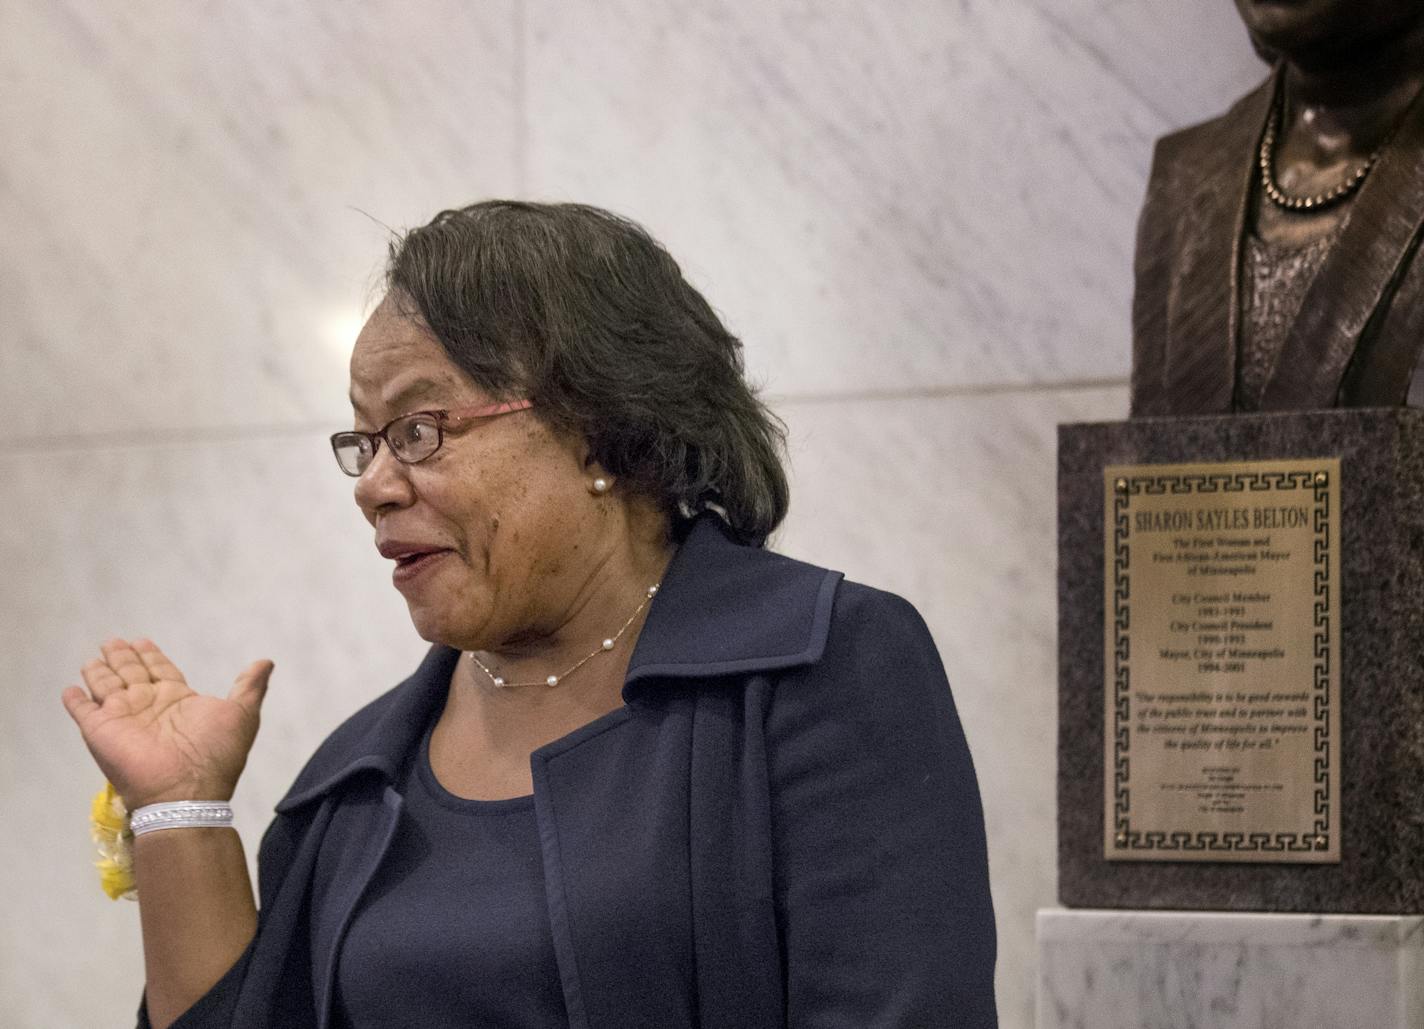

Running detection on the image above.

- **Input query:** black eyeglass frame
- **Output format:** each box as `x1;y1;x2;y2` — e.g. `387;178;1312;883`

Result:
330;398;534;477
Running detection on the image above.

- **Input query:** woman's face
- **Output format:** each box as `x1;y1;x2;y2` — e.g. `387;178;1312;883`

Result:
348;296;609;651
1233;0;1422;63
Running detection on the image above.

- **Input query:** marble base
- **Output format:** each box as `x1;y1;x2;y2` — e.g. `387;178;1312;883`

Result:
1037;908;1424;1029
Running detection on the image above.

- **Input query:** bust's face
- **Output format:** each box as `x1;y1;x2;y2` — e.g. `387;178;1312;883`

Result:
1233;0;1422;63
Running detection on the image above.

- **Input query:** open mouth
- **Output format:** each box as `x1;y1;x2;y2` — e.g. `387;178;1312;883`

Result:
392;549;452;582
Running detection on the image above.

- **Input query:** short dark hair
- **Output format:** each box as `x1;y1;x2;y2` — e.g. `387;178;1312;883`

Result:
385;200;789;544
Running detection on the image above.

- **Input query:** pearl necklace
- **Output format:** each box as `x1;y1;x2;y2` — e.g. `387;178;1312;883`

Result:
1258;95;1380;213
467;584;659;688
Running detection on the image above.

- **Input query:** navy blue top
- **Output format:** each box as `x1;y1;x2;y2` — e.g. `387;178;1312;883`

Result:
331;721;567;1028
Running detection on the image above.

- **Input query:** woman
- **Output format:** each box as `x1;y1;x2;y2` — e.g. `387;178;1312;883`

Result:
1131;0;1424;414
63;201;997;1028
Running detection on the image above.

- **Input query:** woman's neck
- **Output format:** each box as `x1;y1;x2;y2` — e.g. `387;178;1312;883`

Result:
473;501;675;686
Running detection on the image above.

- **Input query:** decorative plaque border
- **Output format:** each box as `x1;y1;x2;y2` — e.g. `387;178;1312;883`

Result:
1106;463;1339;858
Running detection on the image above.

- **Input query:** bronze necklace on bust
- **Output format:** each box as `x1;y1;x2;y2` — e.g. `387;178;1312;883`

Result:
1257;72;1424;214
1257;95;1381;213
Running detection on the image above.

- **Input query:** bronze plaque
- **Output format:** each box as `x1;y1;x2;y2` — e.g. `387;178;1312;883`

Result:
1103;459;1341;863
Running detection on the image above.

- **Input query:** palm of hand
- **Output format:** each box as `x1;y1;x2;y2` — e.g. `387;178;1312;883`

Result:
63;639;273;809
87;680;255;805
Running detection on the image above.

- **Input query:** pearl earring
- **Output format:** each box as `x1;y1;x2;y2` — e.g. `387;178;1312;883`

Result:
591;477;611;494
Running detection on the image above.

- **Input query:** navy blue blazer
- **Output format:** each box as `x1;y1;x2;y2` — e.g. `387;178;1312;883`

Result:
145;515;997;1028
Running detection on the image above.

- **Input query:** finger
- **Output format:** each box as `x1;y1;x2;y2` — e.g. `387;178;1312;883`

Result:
132;638;187;685
100;639;152;687
61;685;101;726
227;659;275;718
81;658;128;702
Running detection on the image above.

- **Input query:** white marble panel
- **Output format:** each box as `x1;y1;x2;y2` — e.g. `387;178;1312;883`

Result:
1;437;430;1026
524;0;1262;398
775;384;1129;1029
1037;908;1424;1029
1033;0;1268;131
0;1;518;439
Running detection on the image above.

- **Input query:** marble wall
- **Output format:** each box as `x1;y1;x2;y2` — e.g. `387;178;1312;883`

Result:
2;2;1262;1025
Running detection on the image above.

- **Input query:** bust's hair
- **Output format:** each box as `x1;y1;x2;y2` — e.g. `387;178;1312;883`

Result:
385;200;789;544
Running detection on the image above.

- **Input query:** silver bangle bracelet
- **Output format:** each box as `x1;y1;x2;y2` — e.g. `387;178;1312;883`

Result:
129;800;234;836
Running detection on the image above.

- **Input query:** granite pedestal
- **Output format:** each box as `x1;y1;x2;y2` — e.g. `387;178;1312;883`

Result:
1058;409;1424;911
1036;908;1424;1029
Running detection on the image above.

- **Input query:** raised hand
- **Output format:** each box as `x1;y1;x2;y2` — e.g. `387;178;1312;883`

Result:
61;639;274;809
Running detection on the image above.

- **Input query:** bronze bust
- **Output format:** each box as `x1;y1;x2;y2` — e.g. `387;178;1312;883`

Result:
1131;0;1424;415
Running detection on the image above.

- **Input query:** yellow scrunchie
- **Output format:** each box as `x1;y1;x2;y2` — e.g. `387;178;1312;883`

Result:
91;783;136;901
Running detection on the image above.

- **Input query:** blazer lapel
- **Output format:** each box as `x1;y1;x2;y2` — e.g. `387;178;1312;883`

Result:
308;786;405;1029
1260;85;1424;408
623;514;841;687
1162;74;1276;413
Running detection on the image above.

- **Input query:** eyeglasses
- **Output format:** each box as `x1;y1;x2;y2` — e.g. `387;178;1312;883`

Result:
330;399;534;477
